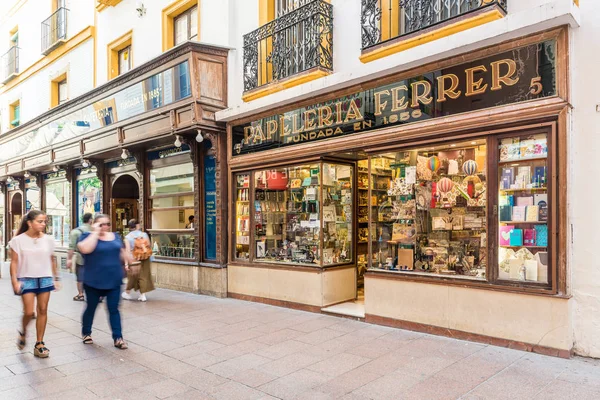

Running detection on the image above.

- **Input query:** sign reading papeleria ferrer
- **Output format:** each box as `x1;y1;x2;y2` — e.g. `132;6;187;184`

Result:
232;40;557;156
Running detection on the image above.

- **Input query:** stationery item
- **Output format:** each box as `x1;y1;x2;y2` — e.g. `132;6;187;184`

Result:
534;193;548;205
397;248;414;270
499;225;515;246
499;206;512;222
448;160;459;175
510;259;537;281
306;187;317;200
526;206;539;222
405;166;417;184
509;229;523;246
520;137;535;158
534;166;547;187
301;177;312;186
535;194;548;221
501;167;514;189
323;205;336;222
524;229;536;245
509;259;524;280
535;225;548;246
511;206;526;222
536;252;549;283
516;196;534;207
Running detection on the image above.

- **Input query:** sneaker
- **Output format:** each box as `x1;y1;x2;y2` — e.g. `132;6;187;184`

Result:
121;292;133;300
138;294;147;302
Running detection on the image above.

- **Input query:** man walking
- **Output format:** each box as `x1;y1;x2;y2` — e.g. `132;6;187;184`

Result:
68;213;92;301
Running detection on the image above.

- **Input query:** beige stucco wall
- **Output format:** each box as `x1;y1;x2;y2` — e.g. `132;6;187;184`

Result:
365;277;573;351
228;264;357;307
151;262;227;298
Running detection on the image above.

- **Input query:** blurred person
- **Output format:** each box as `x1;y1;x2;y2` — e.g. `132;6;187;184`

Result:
68;212;93;301
10;210;61;358
77;214;129;349
185;215;195;229
122;219;155;302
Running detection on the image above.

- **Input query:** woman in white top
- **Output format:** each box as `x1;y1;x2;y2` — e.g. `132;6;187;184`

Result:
10;210;60;358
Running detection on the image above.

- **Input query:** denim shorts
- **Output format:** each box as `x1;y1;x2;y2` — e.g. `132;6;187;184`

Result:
18;277;55;295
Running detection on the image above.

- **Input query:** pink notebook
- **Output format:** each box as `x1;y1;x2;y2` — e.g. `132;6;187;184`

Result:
499;225;515;246
515;196;534;206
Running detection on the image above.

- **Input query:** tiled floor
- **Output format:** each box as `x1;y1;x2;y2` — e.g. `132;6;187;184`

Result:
1;269;599;400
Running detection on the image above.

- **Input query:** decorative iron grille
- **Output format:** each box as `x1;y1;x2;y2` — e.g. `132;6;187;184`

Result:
41;7;68;55
361;0;507;49
1;46;19;83
243;0;333;92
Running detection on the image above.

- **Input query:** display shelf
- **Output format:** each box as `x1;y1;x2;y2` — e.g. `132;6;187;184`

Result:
498;155;547;165
500;187;547;193
499;221;547;224
499;245;547;249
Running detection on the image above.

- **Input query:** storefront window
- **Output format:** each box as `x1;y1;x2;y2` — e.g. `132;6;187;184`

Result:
0;195;4;260
45;180;71;247
497;133;549;283
234;173;250;260
369;139;488;279
149;162;194;259
77;174;102;225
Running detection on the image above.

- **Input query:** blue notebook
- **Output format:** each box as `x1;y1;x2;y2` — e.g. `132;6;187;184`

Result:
509;229;523;246
535;225;548;247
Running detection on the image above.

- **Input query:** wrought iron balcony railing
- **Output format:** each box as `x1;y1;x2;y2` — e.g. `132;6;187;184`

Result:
1;46;19;84
41;7;68;55
361;0;507;49
243;0;333;93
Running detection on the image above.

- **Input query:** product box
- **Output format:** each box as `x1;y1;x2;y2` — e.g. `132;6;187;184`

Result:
509;229;523;246
535;225;548;247
526;206;539;222
524;229;536;245
534;166;547;186
512;206;526;222
501;167;514;189
398;248;414;270
499;225;515;246
535;194;548;221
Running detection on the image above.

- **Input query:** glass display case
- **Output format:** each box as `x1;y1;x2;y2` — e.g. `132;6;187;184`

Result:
497;132;549;283
244;160;354;267
234;173;250;260
369;139;488;279
45;180;71;247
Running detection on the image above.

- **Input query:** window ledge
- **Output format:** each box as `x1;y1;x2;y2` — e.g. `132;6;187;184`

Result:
242;67;331;103
360;5;506;64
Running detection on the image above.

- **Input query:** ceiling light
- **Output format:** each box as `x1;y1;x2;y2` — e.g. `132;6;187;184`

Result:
174;135;182;147
24;171;30;178
6;176;13;183
121;148;130;160
196;130;204;143
82;159;90;168
52;165;59;172
471;141;477;145
450;144;456;147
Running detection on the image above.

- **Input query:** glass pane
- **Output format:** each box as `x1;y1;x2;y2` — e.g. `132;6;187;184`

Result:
322;163;353;265
174;14;188;45
151;195;194;209
498;133;549;283
45;181;71;247
369;139;487;280
151;209;194;230
58;81;68;104
118;47;131;75
151;232;195;259
77;176;102;225
189;6;198;40
254;164;321;265
235;173;250;260
149;163;194;196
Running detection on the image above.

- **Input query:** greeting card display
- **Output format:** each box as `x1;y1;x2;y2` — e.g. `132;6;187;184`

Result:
499;226;515;246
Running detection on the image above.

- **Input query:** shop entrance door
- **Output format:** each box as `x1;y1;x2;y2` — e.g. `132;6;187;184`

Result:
110;174;139;237
8;190;23;241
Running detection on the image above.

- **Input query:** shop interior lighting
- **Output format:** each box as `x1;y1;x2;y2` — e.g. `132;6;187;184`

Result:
174;135;182;147
196;130;204;143
121;148;130;160
81;159;90;168
52;165;59;172
24;171;30;178
6;176;13;183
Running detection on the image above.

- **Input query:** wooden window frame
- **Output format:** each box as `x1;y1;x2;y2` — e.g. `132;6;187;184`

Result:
107;30;133;80
173;5;198;46
161;0;200;51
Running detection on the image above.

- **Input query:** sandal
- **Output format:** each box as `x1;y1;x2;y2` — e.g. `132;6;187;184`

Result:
114;338;128;350
34;341;50;358
82;335;93;345
16;330;26;350
73;295;85;301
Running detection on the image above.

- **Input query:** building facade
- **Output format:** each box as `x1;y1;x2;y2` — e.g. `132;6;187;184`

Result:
0;0;232;296
216;0;600;359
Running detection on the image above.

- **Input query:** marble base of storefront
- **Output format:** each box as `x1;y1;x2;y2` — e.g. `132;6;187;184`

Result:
151;261;227;297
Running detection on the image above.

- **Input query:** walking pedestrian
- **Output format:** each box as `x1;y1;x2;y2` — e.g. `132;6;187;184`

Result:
9;210;61;358
68;212;92;301
78;214;129;349
122;219;154;302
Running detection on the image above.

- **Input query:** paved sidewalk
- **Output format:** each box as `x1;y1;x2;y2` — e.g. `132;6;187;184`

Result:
0;272;599;400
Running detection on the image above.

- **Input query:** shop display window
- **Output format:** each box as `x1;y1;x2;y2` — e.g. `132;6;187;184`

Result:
248;161;354;267
45;180;71;247
368;140;488;280
0;195;4;260
77;174;102;225
148;162;195;259
235;173;250;260
497;133;549;284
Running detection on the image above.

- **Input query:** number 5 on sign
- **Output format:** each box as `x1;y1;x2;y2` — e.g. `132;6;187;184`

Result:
530;77;543;95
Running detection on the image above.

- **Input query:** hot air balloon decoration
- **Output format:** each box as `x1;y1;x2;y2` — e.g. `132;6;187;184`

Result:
428;156;440;173
462;160;478;176
437;177;454;208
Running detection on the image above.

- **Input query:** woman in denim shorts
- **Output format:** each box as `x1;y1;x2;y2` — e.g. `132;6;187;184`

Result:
10;210;61;358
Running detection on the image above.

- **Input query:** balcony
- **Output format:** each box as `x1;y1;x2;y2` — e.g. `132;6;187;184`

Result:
1;46;19;84
41;7;68;55
243;0;333;95
361;0;508;50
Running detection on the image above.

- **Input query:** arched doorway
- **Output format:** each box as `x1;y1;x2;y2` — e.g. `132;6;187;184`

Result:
9;191;23;240
111;174;139;237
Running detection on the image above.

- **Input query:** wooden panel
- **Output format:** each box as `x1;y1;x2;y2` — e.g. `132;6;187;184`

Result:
123;116;171;144
199;60;224;102
176;109;193;127
6;160;23;174
84;133;119;154
23;152;52;170
53;143;81;162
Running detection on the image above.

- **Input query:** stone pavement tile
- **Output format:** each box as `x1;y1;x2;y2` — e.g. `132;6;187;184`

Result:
183;352;228;369
166;389;217;400
352;351;415;376
327;319;369;333
207;340;269;360
151;340;187;353
345;325;395;341
307;352;371;377
252;328;305;345
513;352;571;378
351;371;426;400
54;355;127;375
295;328;347;345
339;392;372;400
164;341;225;360
85;369;167;398
229;368;279;388
148;358;198;378
401;375;478;400
254;339;313;360
258;368;331;400
0;352;35;367
140;378;190;399
557;357;600;387
465;366;557;400
173;368;230;393
399;356;458;379
73;346;115;360
6;351;82;374
0;365;65;392
317;368;381;397
288;316;341;333
209;381;266;400
346;337;407;359
32;368;114;396
0;384;39;400
205;353;272;378
293;389;335;400
309;334;370;357
256;351;324;377
212;329;264;346
532;378;600;400
0;365;14;378
215;319;263;335
39;387;100;400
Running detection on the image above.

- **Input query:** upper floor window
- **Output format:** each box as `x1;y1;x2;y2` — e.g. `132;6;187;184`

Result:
58;80;68;105
10;101;20;128
118;45;131;75
174;5;198;46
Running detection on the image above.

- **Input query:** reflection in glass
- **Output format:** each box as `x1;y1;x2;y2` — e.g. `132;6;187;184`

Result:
46;181;71;247
77;176;102;225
